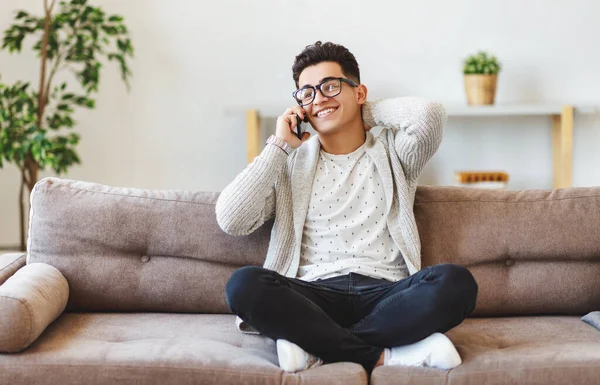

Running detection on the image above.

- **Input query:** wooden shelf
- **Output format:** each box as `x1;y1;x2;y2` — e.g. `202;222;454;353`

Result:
445;104;598;116
443;103;599;188
246;103;599;189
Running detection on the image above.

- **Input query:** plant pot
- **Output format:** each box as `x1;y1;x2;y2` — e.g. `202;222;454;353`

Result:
464;74;498;105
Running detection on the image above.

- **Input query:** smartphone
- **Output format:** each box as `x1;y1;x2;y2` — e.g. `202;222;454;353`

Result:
294;113;309;140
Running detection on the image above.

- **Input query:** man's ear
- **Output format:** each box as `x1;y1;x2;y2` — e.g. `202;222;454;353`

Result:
357;84;368;105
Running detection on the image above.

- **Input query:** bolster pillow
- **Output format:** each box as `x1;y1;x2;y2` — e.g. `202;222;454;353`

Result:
0;263;69;353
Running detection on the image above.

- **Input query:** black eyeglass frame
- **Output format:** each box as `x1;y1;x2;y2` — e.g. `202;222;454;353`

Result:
292;77;359;106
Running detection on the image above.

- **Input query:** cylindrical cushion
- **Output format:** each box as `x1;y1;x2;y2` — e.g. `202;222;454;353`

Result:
0;263;69;353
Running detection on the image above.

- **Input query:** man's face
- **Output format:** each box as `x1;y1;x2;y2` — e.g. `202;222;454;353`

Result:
297;61;366;134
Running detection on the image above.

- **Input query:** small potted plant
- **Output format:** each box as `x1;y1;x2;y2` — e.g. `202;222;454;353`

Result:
463;51;501;105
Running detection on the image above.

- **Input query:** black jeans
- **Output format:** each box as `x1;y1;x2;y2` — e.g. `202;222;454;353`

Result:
225;263;478;373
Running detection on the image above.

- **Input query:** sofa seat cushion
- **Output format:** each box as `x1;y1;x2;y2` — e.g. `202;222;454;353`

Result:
371;316;600;385
0;313;366;385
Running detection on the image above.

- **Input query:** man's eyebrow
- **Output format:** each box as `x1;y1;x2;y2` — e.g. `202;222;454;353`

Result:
318;76;338;83
300;76;337;89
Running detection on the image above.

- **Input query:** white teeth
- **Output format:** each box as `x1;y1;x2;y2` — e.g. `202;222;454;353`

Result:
317;108;336;117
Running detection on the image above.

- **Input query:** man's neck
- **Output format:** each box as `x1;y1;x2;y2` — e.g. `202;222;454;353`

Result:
318;121;367;155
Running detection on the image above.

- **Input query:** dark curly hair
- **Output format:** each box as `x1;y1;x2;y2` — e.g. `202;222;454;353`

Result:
292;41;360;88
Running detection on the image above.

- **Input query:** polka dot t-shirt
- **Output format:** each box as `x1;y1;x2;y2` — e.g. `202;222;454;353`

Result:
297;141;409;282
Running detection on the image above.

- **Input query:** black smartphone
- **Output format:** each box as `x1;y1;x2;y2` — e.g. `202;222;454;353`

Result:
294;113;309;140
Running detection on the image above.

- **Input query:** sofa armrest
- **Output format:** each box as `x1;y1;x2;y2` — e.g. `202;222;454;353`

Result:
0;252;27;286
0;263;69;353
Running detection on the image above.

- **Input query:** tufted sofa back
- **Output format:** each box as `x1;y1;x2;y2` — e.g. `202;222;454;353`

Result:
28;177;600;315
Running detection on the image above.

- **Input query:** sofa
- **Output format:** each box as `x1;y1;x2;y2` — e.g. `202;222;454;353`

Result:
0;176;599;385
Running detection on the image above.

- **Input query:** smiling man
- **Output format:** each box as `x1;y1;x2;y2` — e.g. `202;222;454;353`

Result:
216;41;478;374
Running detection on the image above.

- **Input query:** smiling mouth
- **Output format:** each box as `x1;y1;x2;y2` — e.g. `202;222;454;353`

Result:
315;107;338;118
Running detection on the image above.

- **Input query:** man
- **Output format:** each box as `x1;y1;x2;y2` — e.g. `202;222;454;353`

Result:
215;41;478;374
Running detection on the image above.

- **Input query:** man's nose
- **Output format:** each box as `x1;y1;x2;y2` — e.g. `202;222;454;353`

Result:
313;89;330;105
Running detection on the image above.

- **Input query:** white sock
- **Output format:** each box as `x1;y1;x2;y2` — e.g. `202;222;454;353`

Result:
276;339;323;372
384;333;462;370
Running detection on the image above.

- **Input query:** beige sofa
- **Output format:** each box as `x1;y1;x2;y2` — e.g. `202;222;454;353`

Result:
0;176;599;385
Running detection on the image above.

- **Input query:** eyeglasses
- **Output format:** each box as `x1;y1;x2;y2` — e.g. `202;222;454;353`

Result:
292;77;359;106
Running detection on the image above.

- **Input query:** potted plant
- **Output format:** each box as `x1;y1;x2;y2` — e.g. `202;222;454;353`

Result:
462;51;501;105
0;0;134;251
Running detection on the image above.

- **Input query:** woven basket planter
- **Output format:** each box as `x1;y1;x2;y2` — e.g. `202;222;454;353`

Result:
464;74;498;105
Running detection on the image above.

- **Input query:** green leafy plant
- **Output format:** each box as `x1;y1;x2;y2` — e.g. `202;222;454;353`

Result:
0;0;134;250
463;51;501;75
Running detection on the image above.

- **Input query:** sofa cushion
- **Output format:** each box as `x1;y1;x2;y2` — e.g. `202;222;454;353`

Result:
27;177;272;313
29;177;600;317
371;316;600;385
414;186;600;316
0;313;367;385
0;263;69;353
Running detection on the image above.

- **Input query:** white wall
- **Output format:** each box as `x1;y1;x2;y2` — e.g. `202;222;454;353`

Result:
1;0;599;248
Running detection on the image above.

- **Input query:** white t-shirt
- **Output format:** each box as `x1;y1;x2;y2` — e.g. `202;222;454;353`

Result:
297;141;409;282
